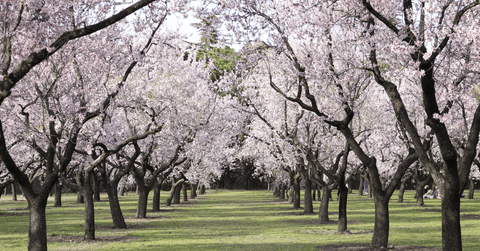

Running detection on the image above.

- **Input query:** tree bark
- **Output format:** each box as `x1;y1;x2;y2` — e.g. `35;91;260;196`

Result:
152;180;161;212
182;182;188;202
293;177;301;209
319;186;330;223
84;172;95;240
105;180;127;228
173;180;183;204
280;183;286;200
190;183;197;199
358;175;364;196
398;180;407;203
468;178;474;199
77;191;84;204
416;183;425;206
93;174;101;202
442;179;462;250
136;184;149;219
53;182;62;207
166;179;184;206
12;182;17;201
304;177;313;213
28;197;48;251
371;196;389;248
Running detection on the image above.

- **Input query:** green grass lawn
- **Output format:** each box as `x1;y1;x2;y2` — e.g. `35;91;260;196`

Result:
1;190;479;250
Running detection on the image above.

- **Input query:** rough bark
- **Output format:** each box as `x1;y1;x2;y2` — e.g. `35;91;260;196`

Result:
371;196;389;248
319;186;330;223
28;197;48;251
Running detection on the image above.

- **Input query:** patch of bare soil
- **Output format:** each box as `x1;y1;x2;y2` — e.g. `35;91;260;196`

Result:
317;243;442;251
304;229;373;235
0;211;28;216
461;214;480;219
48;234;139;244
285;219;360;225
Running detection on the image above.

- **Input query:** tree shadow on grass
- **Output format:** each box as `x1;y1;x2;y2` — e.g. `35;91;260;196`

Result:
316;243;441;251
48;234;139;244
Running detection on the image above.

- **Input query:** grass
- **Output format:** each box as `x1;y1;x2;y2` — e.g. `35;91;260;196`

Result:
1;190;480;250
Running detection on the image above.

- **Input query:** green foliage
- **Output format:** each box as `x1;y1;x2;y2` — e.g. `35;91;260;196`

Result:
2;190;480;250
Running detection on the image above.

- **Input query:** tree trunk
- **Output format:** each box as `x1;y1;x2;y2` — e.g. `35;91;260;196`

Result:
54;182;62;207
288;185;294;204
105;181;127;228
12;182;17;201
119;182;125;196
182;183;188;202
28;197;48;251
280;183;286;200
293;178;301;209
416;183;425;206
273;185;279;197
136;184;149;219
173;181;183;204
442;180;462;250
77;191;84;204
468;178;474;199
304;178;313;213
93;175;101;202
166;179;184;206
152;180;161;212
398;180;406;203
312;184;316;201
338;183;348;233
84;172;95;240
371;196;389;249
199;184;205;195
358;175;364;196
190;183;197;199
319;186;330;223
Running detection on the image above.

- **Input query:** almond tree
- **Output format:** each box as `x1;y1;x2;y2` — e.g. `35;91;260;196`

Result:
0;1;178;250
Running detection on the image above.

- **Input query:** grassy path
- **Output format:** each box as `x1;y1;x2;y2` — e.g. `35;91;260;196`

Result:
1;190;480;250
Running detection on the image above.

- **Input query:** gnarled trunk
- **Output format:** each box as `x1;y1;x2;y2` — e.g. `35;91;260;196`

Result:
105;180;127;228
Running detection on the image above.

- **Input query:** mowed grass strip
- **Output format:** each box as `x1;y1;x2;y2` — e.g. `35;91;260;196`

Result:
1;190;480;250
